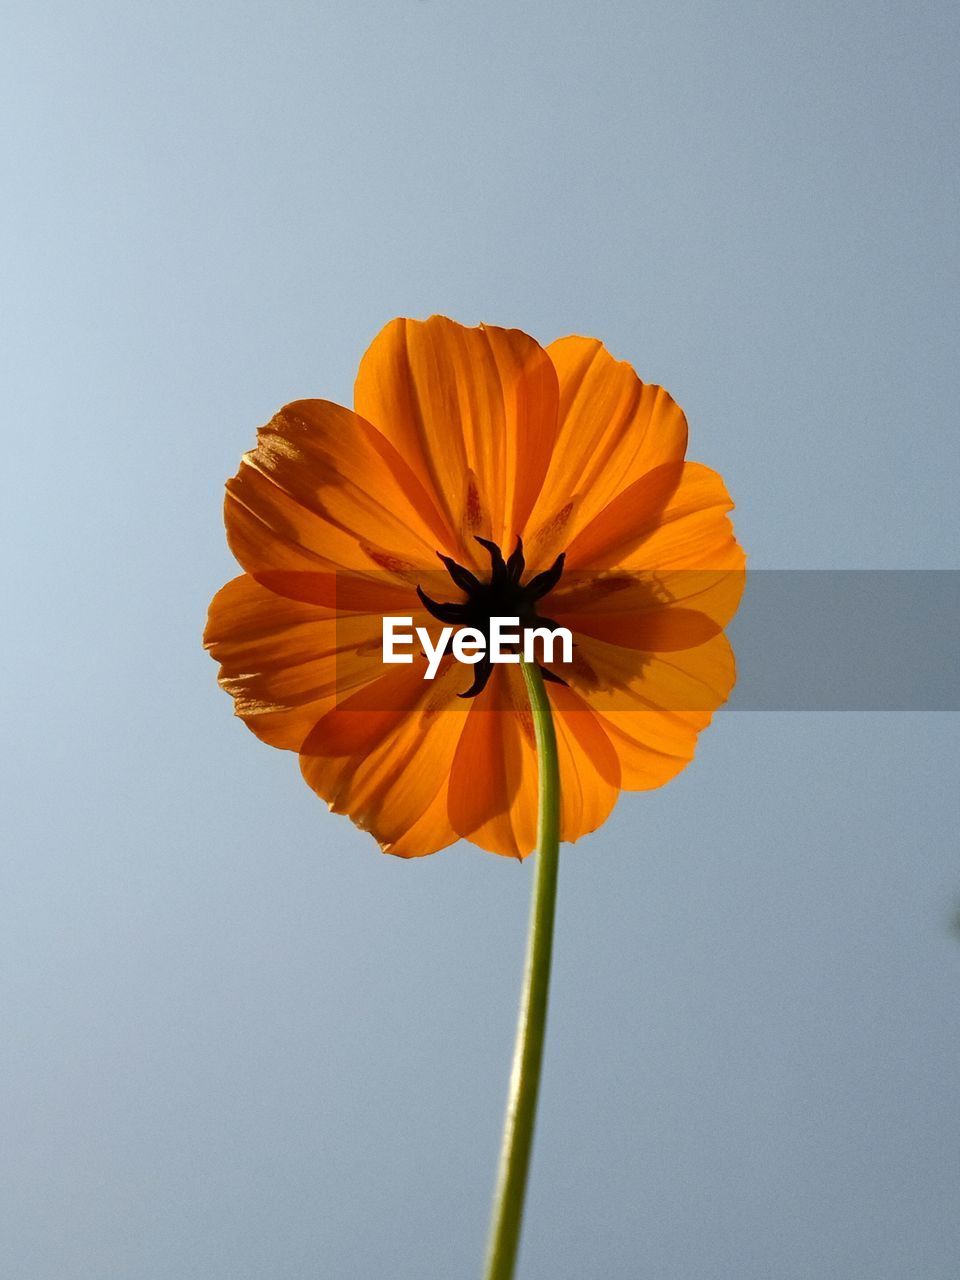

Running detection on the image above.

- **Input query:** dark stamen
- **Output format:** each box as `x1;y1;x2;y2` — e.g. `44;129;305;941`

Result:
474;537;508;580
415;586;473;625
417;537;569;698
525;552;566;600
506;536;525;583
458;654;493;699
436;553;482;595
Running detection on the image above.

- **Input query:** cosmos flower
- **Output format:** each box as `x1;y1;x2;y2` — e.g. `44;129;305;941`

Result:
204;316;744;857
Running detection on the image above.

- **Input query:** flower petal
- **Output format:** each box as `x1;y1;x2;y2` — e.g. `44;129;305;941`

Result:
446;666;539;858
524;337;688;564
385;786;460;859
225;398;452;609
564;462;743;572
248;570;417;613
550;684;622;841
560;631;737;789
353;316;560;561
446;667;623;856
298;661;468;857
550;567;745;650
203;574;383;750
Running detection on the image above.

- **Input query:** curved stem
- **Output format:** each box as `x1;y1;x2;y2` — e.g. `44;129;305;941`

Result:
483;661;561;1280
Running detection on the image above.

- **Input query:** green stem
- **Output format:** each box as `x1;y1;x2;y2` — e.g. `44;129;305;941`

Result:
483;661;561;1280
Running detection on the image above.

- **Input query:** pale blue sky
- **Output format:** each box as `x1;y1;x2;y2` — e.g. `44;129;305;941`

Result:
2;2;958;1277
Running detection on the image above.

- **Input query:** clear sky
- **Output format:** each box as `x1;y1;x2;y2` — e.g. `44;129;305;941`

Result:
2;1;958;1277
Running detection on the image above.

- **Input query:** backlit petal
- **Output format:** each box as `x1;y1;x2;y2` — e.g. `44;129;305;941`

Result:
524;337;688;565
565;462;742;572
354;316;559;562
551;684;622;841
204;574;384;750
299;660;468;857
559;632;737;790
225;398;451;609
446;668;623;856
447;667;540;858
550;567;745;650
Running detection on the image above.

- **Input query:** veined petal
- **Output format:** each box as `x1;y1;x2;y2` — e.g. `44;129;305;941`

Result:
565;462;743;572
559;606;723;651
445;668;623;856
249;570;418;614
550;567;745;650
447;666;540;858
559;632;737;789
203;574;386;750
225;398;453;608
550;684;622;841
299;661;468;857
385;785;460;859
354;316;560;561
524;337;688;564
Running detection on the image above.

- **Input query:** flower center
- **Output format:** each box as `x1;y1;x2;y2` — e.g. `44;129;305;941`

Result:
417;537;567;698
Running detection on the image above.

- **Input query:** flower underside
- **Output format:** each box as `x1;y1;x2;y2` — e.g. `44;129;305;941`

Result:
417;536;568;698
205;316;745;860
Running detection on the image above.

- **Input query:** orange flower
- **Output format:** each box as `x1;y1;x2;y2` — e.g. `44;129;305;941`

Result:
204;317;744;858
